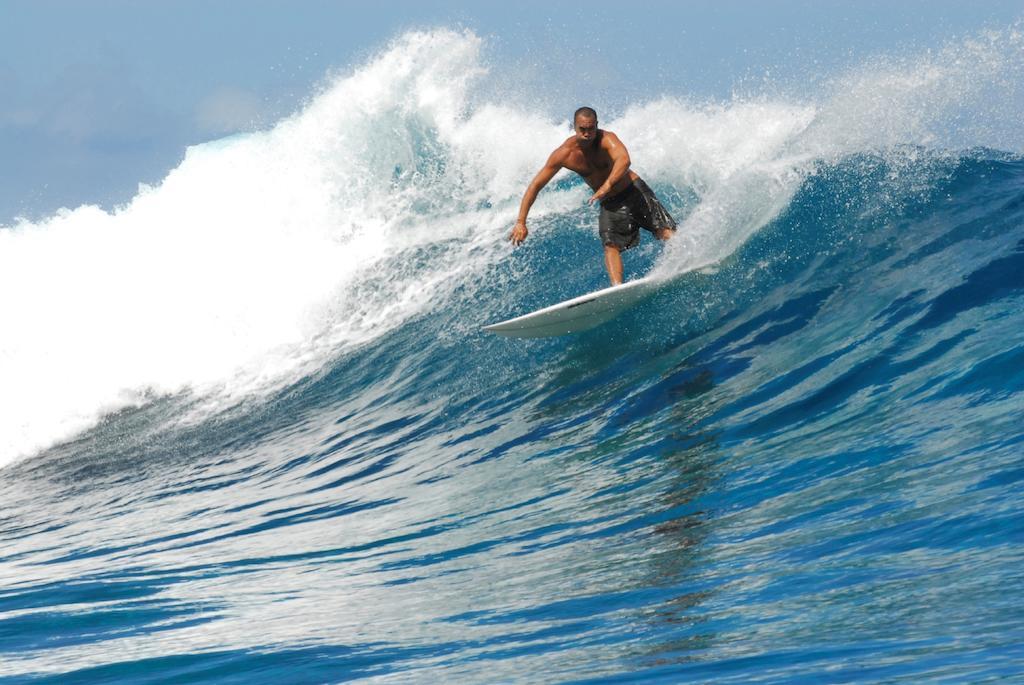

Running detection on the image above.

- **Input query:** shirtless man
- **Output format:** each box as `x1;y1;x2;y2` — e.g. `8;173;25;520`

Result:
509;106;676;285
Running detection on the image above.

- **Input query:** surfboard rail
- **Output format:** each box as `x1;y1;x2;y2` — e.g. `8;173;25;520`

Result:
483;277;660;338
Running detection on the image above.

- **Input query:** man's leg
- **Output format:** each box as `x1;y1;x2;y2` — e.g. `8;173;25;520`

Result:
656;227;674;241
604;245;624;286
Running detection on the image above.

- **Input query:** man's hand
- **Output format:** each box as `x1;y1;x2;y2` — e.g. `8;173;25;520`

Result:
509;221;528;246
588;187;608;205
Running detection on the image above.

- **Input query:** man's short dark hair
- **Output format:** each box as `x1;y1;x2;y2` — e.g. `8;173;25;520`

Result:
574;106;597;122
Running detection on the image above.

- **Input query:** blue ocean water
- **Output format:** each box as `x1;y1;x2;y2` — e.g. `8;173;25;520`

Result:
2;30;1024;683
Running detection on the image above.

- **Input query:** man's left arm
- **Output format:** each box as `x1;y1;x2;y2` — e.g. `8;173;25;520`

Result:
589;132;631;204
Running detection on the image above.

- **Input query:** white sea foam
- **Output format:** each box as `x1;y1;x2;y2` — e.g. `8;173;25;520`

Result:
2;26;1021;465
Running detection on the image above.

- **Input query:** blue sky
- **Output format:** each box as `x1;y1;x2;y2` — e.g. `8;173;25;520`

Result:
1;0;1021;222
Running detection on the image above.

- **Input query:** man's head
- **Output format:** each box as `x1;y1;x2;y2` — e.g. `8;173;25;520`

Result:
573;106;598;147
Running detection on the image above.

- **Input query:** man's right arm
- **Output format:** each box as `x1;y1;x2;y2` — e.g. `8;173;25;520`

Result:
509;151;563;245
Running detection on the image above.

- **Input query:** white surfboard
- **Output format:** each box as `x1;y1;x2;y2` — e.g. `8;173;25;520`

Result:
483;277;661;338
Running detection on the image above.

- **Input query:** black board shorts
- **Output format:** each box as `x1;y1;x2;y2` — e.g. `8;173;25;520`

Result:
598;179;677;251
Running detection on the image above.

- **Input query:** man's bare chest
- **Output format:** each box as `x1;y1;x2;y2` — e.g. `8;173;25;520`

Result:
564;150;612;179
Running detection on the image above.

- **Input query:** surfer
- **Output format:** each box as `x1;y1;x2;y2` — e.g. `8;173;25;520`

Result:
508;106;677;285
